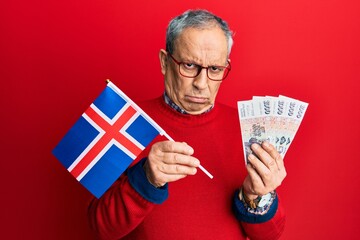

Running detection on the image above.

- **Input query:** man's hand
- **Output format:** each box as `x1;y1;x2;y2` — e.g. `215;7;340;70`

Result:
144;141;200;187
242;142;287;200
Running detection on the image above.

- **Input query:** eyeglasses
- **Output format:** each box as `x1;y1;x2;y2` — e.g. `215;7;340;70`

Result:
167;53;231;81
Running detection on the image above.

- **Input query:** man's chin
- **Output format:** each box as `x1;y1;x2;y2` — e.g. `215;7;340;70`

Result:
183;104;212;115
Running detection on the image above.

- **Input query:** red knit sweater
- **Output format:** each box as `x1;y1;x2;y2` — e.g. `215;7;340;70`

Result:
88;97;285;240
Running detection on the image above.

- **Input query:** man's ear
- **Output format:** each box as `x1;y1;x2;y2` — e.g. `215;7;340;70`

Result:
159;49;168;75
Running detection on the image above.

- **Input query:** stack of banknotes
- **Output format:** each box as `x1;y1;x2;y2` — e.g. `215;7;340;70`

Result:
238;95;308;164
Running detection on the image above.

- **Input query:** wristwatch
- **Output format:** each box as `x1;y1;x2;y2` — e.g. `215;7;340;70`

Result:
240;188;272;209
257;192;272;208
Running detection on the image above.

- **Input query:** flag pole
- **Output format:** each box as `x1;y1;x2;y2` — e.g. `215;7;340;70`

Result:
106;79;213;179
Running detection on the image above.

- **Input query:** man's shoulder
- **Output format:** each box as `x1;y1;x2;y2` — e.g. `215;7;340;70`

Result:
215;102;241;123
137;96;165;116
138;96;162;108
216;102;238;115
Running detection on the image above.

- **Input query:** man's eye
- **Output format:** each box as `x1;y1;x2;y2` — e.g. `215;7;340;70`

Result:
209;66;224;73
183;63;196;69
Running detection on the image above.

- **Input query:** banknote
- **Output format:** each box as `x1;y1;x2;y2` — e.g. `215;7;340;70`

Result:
238;95;308;165
238;100;269;164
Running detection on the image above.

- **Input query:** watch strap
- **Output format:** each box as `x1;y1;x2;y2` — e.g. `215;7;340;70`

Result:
240;188;272;209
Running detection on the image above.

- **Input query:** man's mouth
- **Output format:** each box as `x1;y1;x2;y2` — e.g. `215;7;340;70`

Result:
186;95;208;104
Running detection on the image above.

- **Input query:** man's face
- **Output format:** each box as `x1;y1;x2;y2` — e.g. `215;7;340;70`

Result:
160;26;229;115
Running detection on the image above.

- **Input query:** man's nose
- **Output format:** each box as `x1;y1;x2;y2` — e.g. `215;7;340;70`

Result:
193;68;208;89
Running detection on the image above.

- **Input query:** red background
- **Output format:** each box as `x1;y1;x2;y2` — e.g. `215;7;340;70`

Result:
1;0;359;239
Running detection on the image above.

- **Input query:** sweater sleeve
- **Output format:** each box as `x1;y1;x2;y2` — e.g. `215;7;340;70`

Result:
87;158;168;240
233;190;286;240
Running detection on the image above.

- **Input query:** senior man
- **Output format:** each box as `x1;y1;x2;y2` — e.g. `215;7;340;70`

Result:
88;9;286;240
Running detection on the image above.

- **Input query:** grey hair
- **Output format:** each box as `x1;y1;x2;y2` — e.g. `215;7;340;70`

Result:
166;9;234;56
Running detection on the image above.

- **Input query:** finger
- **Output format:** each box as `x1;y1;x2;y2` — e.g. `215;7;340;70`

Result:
251;143;277;171
161;152;200;167
247;153;271;178
159;162;198;175
160;141;194;155
145;159;197;187
261;142;284;170
248;153;282;194
245;163;265;194
174;153;200;166
261;142;287;183
158;141;199;166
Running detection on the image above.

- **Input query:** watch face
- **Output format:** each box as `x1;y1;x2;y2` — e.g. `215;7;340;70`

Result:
258;193;272;207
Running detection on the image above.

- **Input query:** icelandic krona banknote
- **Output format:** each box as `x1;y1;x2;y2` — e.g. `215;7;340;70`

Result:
238;95;308;164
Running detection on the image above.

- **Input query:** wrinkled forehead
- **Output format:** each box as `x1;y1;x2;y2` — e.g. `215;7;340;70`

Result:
173;26;229;63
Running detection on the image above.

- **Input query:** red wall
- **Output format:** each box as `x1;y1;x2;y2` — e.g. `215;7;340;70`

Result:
2;0;359;239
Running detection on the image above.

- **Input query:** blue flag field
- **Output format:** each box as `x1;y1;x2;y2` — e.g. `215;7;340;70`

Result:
53;81;163;198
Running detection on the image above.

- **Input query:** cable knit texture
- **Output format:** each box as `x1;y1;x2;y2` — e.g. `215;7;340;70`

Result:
88;97;285;240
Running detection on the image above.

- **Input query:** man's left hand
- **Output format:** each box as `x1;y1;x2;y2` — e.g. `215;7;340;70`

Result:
242;142;287;200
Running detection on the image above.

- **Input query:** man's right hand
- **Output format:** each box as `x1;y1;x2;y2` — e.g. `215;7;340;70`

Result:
144;141;200;187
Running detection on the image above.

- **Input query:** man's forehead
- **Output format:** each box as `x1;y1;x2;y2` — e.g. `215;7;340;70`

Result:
173;27;228;61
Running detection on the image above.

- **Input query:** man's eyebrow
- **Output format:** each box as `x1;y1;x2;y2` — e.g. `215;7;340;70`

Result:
182;59;221;67
179;55;225;66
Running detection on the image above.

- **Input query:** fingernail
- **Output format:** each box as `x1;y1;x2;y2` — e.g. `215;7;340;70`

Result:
248;154;256;160
194;160;200;166
252;143;260;149
263;141;270;148
187;146;194;154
